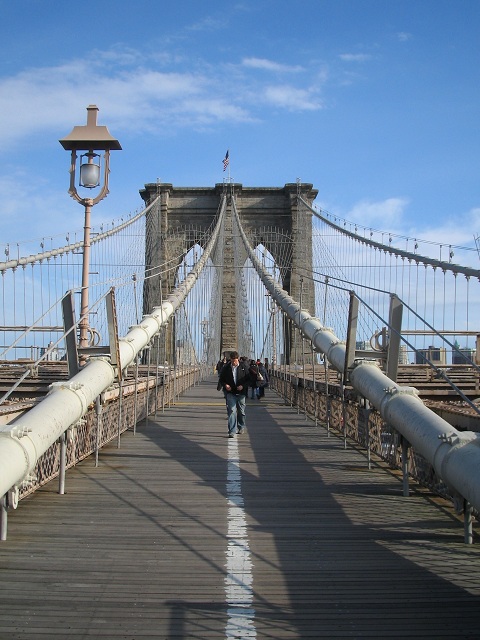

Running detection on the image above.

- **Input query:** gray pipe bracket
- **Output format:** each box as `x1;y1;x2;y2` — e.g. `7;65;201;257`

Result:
6;486;19;510
352;359;381;369
379;385;420;415
126;324;151;342
151;310;168;328
48;381;84;393
382;385;419;398
438;431;479;448
326;338;345;357
6;472;36;509
8;426;32;439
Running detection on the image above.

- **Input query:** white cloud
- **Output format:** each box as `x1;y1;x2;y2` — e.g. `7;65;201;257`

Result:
397;32;412;42
0;48;322;149
186;16;228;32
0;62;211;139
0;170;73;246
339;53;372;63
241;57;304;73
347;197;409;227
408;207;480;248
263;84;322;111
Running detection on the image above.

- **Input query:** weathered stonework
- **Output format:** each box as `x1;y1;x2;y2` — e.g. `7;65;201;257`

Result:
139;182;318;363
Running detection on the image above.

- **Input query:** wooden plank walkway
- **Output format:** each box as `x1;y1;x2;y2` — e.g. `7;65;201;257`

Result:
1;377;480;639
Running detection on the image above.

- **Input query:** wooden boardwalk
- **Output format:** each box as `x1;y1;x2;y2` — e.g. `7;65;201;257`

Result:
1;377;480;639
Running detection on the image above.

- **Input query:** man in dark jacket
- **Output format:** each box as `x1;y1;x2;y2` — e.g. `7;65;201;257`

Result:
218;350;252;437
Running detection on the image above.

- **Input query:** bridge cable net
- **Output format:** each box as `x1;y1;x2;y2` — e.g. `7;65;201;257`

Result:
0;198;161;362
302;196;480;367
303;196;480;417
170;225;224;368
238;234;286;363
232;192;480;517
0;195;226;507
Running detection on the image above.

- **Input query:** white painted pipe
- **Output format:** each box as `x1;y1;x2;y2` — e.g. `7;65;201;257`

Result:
0;198;225;499
234;200;480;513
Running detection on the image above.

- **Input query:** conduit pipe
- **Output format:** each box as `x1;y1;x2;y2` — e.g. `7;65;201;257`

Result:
233;199;480;513
0;198;225;499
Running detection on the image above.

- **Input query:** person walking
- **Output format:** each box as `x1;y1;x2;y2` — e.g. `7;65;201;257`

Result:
248;359;258;399
216;356;227;375
218;350;252;437
255;360;269;399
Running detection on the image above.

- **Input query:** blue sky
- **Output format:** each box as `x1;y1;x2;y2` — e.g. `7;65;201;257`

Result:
0;0;479;260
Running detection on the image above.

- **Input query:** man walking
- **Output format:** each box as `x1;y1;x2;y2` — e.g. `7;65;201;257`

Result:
218;351;252;437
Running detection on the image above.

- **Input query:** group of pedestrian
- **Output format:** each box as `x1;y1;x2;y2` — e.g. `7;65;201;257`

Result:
247;359;269;399
216;351;269;438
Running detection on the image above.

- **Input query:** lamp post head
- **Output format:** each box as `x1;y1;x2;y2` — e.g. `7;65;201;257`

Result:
59;105;121;205
59;105;121;151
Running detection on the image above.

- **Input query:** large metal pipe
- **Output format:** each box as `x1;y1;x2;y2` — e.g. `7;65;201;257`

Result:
0;198;225;499
233;199;480;513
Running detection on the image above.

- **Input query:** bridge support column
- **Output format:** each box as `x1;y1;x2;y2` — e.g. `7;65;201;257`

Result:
220;194;238;354
140;181;318;365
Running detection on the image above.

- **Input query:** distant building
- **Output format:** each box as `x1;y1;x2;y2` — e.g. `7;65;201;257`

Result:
39;341;59;361
415;346;447;366
355;340;374;352
398;345;409;365
452;347;475;365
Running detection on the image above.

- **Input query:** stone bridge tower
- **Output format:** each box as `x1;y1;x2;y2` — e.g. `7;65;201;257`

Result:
139;182;318;364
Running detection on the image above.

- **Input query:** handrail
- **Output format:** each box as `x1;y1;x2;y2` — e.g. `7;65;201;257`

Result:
0;196;226;499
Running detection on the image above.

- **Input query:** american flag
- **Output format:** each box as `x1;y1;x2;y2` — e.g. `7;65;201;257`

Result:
223;150;229;171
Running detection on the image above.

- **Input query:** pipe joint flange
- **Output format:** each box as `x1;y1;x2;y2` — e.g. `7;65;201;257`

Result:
328;338;341;348
48;381;84;394
382;385;419;398
351;359;381;370
399;386;420;399
88;355;111;364
379;385;419;414
438;430;479;448
326;338;345;356
383;386;397;395
6;486;19;510
151;311;167;328
118;336;137;362
128;323;151;340
9;425;33;439
310;328;325;350
296;309;310;327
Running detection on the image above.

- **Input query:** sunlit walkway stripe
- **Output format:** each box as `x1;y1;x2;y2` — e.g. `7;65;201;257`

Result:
225;438;256;639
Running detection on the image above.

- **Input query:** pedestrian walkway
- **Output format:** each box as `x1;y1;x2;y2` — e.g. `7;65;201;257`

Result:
1;377;480;639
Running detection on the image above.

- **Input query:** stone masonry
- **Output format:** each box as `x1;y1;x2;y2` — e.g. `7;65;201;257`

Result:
139;182;318;363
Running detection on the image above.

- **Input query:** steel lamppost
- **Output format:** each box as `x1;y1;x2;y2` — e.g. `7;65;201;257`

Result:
59;105;121;349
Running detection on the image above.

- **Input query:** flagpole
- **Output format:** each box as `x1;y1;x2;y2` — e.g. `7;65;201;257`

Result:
223;149;231;185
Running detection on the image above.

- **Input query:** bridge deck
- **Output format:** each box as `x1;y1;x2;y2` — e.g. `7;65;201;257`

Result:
1;377;480;639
